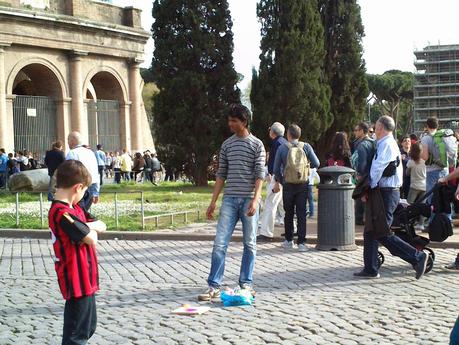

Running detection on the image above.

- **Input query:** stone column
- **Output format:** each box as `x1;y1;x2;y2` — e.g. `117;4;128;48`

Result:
0;43;11;151
69;50;88;143
120;102;131;152
129;60;143;152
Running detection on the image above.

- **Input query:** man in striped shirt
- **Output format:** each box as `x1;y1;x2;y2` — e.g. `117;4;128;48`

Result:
198;105;266;301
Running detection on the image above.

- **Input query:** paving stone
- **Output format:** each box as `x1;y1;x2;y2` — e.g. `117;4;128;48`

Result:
0;238;457;344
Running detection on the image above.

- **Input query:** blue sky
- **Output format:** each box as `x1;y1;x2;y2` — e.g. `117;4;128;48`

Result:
115;1;459;88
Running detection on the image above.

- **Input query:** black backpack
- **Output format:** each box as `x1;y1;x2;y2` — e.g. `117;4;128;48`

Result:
429;213;453;242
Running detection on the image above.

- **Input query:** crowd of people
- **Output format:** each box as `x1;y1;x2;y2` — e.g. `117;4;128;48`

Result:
43;104;459;344
199;107;459;303
0;137;162;197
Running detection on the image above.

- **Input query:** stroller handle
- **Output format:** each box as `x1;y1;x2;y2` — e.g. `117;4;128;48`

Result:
416;183;440;204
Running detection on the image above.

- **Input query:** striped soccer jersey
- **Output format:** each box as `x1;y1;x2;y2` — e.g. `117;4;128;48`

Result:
48;201;99;300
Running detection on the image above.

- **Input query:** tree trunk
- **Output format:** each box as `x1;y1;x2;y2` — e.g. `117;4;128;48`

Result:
193;164;209;187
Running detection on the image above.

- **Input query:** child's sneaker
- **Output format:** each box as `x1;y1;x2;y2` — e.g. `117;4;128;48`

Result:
198;287;221;301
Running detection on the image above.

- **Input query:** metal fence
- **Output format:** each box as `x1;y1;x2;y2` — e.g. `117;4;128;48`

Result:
10;191;202;230
87;100;121;152
13;95;57;156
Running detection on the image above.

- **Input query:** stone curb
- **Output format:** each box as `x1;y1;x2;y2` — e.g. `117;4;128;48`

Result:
2;229;459;249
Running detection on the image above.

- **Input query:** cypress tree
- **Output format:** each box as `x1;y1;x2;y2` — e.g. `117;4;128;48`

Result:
151;0;240;186
317;0;368;155
251;0;332;145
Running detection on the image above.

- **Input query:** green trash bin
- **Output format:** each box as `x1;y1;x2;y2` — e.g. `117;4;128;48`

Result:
316;166;357;251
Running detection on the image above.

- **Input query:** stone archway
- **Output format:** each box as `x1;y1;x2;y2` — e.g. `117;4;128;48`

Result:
10;62;65;156
84;68;127;152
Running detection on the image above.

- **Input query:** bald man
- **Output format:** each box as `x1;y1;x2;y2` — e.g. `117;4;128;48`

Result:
66;131;100;210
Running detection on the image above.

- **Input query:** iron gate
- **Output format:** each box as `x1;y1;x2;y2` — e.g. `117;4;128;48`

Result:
87;100;121;151
13;95;57;156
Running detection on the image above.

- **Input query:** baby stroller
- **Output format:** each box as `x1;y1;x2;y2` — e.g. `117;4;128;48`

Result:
377;186;435;273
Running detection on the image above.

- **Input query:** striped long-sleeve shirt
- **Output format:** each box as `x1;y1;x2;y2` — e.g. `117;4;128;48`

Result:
216;133;266;198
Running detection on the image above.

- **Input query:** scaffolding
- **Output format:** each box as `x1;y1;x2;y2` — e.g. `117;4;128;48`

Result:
413;44;459;132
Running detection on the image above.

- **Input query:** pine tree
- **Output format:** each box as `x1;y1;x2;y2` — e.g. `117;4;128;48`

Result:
317;0;368;155
151;0;240;186
251;0;332;146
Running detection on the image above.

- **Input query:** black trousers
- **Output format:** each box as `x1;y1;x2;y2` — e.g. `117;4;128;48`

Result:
283;183;309;244
62;294;97;345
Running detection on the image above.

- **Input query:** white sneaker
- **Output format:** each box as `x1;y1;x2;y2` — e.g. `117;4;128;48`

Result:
282;240;293;249
298;244;310;252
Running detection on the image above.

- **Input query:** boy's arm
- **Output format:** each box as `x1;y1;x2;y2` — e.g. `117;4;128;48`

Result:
60;213;99;245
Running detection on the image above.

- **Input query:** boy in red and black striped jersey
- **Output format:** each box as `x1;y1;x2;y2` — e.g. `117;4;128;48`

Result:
48;160;106;345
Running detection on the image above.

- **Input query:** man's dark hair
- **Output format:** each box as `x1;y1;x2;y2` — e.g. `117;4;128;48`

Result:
426;117;438;130
357;122;370;134
287;124;301;140
0;148;5;154
96;144;103;150
410;133;418;141
228;104;251;128
56;160;92;189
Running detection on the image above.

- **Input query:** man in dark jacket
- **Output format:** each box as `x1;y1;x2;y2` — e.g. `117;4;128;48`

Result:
351;122;375;225
44;140;65;201
354;116;428;279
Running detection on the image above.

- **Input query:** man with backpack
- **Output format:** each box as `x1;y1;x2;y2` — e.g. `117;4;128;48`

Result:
272;124;320;252
421;117;458;205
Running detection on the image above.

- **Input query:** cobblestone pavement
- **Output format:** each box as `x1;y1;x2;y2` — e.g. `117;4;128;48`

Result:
0;238;458;345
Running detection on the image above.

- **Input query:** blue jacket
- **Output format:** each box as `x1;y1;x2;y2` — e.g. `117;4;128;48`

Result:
351;137;375;177
267;136;288;175
273;141;320;184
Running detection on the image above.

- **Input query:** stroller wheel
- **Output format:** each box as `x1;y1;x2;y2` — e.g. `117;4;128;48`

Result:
424;248;435;274
424;247;435;262
378;251;385;269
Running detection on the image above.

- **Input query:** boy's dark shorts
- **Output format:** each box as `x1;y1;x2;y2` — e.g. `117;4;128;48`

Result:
62;294;97;345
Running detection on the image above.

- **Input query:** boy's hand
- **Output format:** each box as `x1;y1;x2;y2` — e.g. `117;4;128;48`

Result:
92;196;99;204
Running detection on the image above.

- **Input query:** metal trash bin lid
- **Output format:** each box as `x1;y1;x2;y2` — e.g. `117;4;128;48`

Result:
318;166;355;186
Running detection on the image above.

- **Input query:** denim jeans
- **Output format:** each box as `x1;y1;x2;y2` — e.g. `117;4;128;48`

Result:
0;171;6;189
207;197;259;288
283;183;308;244
306;185;314;216
363;188;425;275
79;183;99;212
451;315;459;345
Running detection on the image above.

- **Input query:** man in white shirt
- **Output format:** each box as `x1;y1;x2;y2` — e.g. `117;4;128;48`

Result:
354;116;428;280
66;131;100;210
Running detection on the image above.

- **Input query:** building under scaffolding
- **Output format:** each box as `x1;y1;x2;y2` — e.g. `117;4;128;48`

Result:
414;45;459;132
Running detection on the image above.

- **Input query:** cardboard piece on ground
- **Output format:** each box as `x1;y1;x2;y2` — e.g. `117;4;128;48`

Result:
172;306;210;315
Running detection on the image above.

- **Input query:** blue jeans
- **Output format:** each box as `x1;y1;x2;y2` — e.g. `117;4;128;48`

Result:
363;188;425;275
306;185;314;216
207;197;259;288
451;315;459;345
79;183;99;211
283;183;308;244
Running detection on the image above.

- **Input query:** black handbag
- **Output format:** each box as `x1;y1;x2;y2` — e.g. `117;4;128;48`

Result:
429;213;453;242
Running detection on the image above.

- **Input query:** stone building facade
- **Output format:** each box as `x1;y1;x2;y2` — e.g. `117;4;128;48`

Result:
0;0;154;155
